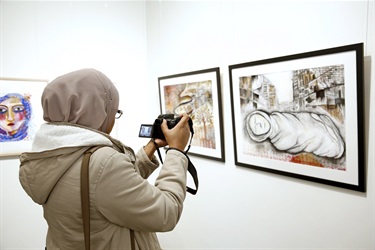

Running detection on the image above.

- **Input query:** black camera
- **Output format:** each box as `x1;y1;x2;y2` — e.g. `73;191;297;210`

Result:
139;114;193;140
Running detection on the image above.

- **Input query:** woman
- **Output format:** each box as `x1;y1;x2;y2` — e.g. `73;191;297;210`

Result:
19;68;191;249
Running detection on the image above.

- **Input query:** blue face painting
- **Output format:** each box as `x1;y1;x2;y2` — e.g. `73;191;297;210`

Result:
0;93;32;142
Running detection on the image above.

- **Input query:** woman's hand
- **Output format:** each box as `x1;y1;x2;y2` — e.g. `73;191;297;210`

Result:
161;113;191;151
153;138;168;148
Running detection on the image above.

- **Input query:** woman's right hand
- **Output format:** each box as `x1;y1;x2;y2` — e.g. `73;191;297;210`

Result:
161;113;191;151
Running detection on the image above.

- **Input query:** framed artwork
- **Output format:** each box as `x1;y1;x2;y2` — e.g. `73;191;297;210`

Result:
158;67;225;161
0;77;48;157
229;43;365;192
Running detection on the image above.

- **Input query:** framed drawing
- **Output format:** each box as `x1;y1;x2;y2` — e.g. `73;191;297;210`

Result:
158;67;225;161
0;77;48;157
229;43;365;192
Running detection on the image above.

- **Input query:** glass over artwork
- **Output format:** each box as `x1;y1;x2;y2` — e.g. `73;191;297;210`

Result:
0;78;48;156
0;93;33;142
240;65;346;170
163;80;216;149
158;68;225;161
230;43;364;192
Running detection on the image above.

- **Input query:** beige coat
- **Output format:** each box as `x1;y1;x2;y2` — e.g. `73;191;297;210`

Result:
19;123;188;250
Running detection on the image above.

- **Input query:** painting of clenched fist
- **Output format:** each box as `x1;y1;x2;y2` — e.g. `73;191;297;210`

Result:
229;43;365;192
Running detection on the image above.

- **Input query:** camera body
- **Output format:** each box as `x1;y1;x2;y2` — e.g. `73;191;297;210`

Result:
139;114;193;140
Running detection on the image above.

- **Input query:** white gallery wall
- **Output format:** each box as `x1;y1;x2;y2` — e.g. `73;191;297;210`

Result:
1;1;374;249
0;1;150;249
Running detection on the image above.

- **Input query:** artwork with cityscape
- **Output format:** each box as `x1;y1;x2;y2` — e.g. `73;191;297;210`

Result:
158;67;224;161
163;80;217;150
239;64;346;171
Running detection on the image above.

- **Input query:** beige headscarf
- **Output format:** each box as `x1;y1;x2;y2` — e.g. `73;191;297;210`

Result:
42;68;119;133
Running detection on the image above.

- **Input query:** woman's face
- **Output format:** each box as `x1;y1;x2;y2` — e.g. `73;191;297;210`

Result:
0;97;26;135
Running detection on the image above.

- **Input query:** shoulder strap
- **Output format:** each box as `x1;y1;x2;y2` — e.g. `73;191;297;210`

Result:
80;146;104;250
80;146;136;250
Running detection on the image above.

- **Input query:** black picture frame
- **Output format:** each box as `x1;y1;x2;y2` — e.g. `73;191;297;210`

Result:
229;43;365;192
158;67;225;162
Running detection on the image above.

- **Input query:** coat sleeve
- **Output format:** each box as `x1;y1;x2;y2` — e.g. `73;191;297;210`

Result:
93;147;188;232
134;147;160;179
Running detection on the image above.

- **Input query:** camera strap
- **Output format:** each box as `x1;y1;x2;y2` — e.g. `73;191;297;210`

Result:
153;137;198;195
